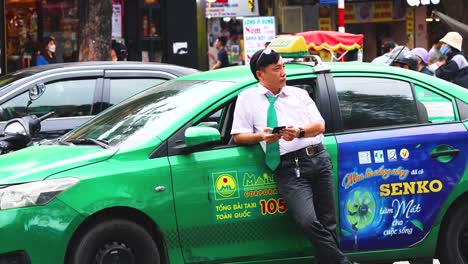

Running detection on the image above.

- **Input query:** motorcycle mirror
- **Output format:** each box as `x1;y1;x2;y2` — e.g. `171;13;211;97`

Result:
29;83;46;101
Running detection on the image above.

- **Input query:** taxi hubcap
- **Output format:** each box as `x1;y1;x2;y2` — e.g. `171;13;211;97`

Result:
96;242;135;264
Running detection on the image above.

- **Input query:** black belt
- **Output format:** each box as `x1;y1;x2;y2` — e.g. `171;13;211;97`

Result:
280;143;325;161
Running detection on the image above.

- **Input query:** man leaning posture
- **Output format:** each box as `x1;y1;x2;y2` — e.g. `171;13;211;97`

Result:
231;48;354;264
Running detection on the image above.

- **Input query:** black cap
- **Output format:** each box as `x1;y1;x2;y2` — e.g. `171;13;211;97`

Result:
249;48;281;80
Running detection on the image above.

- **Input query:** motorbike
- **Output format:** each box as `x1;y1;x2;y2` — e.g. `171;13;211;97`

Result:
0;84;54;155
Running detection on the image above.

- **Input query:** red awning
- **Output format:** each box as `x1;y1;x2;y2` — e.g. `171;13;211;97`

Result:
285;31;364;52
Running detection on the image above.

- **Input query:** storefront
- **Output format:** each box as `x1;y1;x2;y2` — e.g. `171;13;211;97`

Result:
205;0;262;68
2;0;79;73
339;0;429;62
201;0;438;67
1;0;198;75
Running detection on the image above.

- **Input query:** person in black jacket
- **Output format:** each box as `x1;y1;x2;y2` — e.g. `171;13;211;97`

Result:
111;40;127;61
210;36;229;70
435;32;468;88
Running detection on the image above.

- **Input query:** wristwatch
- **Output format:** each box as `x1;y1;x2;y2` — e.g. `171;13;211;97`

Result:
298;127;305;138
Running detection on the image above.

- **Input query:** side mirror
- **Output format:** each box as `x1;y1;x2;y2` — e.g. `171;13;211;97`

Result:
3;120;27;135
198;121;218;129
29;83;46;101
185;126;220;148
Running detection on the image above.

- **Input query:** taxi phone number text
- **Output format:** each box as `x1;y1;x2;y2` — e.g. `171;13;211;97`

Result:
260;198;287;215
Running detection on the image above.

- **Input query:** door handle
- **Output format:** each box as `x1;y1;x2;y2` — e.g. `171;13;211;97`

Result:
430;149;460;158
154;186;165;192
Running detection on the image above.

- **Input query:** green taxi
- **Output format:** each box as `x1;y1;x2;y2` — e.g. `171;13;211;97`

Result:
0;58;467;264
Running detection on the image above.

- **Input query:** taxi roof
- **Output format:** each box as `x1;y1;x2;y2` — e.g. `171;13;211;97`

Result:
179;62;468;103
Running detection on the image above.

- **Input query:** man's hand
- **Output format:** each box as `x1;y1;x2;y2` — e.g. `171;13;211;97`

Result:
263;127;282;144
280;126;300;141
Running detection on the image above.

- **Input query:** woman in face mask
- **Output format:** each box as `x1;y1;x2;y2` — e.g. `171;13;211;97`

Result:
435;32;468;89
35;36;57;66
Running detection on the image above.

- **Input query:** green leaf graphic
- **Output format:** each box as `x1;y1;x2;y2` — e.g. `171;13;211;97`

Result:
416;144;421;149
411;219;424;231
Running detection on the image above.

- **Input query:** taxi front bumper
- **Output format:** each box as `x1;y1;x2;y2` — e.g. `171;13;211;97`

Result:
0;198;82;264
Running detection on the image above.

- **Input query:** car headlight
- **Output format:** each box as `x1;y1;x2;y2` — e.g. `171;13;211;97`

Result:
0;177;79;210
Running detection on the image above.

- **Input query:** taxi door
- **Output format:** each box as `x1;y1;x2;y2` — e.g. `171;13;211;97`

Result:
167;100;314;263
330;76;468;253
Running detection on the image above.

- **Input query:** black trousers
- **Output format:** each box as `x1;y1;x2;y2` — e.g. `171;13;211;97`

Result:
274;149;351;264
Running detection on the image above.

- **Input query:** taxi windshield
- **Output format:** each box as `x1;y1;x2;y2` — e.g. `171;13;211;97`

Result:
61;80;233;147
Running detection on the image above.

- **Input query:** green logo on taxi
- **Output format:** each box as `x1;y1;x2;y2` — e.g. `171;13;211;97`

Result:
213;171;240;200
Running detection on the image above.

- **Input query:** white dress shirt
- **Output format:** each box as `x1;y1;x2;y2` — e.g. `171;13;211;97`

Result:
231;84;324;155
371;53;392;65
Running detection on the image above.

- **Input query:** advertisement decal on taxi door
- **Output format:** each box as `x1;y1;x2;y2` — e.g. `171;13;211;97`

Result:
336;124;468;252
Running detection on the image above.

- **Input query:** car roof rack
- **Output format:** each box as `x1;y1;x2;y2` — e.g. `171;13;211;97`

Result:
307;55;331;72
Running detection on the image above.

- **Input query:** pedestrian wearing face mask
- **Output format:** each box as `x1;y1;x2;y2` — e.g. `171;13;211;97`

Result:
35;36;57;66
411;47;433;75
435;32;468;88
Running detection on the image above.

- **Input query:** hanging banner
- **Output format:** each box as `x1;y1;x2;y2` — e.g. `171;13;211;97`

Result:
205;0;259;18
243;16;276;64
406;8;415;49
112;0;123;39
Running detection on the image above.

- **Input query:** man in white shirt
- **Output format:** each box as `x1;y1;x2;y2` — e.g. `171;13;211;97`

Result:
372;40;397;65
231;48;354;264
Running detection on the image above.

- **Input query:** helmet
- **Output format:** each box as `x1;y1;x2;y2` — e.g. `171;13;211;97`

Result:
389;46;418;70
411;47;429;64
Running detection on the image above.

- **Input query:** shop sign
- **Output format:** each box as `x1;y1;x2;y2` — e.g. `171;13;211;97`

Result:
345;0;407;24
320;0;338;4
406;8;415;49
407;0;440;6
319;17;332;31
112;0;123;39
205;0;259;18
242;16;276;64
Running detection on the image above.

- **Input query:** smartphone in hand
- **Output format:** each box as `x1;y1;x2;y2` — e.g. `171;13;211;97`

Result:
271;126;286;134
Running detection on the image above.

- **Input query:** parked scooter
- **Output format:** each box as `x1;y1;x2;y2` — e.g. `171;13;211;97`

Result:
0;84;54;155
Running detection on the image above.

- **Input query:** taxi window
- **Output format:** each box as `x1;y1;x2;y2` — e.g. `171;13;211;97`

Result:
414;85;456;123
334;77;418;130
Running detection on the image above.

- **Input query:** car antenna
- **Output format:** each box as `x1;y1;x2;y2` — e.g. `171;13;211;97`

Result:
387;46;407;66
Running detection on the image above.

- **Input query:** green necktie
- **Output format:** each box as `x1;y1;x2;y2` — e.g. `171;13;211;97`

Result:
266;96;280;171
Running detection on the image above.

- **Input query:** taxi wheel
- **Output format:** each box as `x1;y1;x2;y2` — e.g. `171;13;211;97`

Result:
438;203;468;264
69;219;160;264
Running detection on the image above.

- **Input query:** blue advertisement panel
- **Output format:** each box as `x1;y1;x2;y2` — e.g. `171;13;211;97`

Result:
320;0;338;4
337;124;468;252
